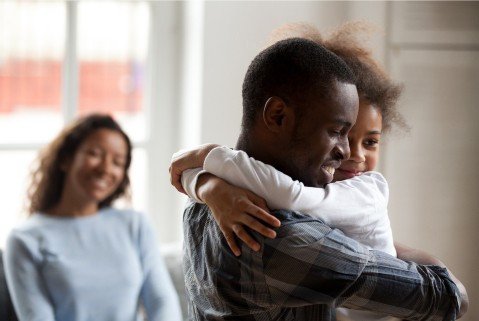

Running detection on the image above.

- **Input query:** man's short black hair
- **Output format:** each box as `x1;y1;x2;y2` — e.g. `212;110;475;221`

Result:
241;38;356;131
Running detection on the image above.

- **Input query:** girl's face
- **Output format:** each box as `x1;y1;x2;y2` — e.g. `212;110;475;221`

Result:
334;100;382;181
63;129;128;208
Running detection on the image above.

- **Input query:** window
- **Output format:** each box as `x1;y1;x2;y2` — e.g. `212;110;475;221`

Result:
77;1;149;142
0;1;65;144
0;1;155;247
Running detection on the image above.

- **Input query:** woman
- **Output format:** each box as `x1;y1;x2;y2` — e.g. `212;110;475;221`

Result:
4;114;182;321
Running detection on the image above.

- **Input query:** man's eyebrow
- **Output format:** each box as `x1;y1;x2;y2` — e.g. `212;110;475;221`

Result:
332;120;353;127
367;130;382;135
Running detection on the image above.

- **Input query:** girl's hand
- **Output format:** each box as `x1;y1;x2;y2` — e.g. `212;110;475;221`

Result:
169;144;219;194
395;242;468;318
197;174;281;256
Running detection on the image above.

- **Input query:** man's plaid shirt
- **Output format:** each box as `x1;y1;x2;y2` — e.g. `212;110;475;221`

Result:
183;201;460;320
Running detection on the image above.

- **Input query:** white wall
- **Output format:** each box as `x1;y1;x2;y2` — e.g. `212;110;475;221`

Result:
384;2;479;320
199;1;349;146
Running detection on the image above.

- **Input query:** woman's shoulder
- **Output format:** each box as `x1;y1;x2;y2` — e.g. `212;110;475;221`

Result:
8;213;51;238
5;214;51;254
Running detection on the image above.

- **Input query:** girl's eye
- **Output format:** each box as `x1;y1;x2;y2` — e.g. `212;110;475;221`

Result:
364;139;379;147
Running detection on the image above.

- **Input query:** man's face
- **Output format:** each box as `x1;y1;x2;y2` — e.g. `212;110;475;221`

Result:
278;81;359;187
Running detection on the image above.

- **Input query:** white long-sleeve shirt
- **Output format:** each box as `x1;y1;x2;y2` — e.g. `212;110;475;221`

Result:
181;146;396;257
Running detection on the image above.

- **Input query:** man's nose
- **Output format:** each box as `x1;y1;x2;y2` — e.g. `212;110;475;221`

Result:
334;136;350;161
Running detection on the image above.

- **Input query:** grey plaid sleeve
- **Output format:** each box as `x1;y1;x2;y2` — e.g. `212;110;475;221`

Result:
262;211;461;320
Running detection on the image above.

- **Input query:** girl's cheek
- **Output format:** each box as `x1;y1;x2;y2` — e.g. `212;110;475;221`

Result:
365;151;380;171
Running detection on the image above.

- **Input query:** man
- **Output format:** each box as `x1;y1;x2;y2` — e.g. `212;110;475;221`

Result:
178;38;466;320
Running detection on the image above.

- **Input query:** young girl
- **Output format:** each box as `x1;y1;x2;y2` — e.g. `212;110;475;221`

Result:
170;23;467;320
4;114;182;321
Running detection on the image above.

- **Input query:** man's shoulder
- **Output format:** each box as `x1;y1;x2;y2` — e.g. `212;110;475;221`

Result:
272;209;324;223
266;209;370;263
184;199;210;220
183;201;220;242
271;209;331;236
185;198;207;209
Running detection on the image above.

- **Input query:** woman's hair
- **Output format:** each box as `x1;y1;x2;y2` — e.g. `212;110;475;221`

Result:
268;21;407;133
27;113;132;214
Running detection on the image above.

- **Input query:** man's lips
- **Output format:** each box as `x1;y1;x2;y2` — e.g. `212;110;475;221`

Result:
322;165;336;176
321;162;341;177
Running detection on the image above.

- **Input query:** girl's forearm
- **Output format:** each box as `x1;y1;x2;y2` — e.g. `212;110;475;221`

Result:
394;241;445;267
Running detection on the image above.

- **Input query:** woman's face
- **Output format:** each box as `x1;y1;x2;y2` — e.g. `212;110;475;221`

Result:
334;100;382;181
63;128;128;207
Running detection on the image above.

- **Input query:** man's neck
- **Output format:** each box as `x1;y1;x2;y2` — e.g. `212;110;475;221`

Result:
236;132;278;168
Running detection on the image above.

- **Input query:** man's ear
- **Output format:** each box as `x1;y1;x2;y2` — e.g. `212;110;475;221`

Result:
262;96;295;134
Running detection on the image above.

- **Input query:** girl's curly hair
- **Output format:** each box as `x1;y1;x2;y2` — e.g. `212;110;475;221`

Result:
27;113;132;215
268;21;407;133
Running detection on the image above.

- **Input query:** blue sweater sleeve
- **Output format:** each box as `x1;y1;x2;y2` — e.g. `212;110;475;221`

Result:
4;231;56;321
137;214;182;321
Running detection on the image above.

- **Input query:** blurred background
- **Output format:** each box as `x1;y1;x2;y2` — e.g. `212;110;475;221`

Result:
0;1;477;318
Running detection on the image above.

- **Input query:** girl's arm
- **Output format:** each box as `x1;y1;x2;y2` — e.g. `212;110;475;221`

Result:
202;147;396;256
171;145;388;255
394;241;469;316
170;143;219;194
3;233;56;320
195;173;280;256
203;146;387;227
171;145;281;256
395;242;445;266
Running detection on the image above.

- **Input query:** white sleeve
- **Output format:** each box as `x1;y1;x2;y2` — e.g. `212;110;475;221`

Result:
203;146;388;228
4;232;56;321
180;168;207;204
171;148;207;204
